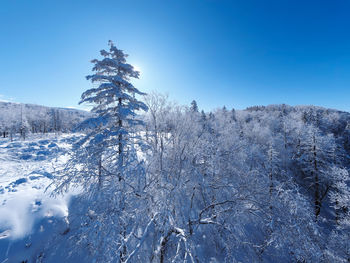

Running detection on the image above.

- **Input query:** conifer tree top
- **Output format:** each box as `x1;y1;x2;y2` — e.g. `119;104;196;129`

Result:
80;41;147;116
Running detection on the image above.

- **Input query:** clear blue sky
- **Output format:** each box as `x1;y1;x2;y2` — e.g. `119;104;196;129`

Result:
1;0;349;112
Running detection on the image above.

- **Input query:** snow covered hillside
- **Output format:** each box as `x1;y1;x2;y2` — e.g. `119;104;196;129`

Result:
1;102;350;262
0;134;80;263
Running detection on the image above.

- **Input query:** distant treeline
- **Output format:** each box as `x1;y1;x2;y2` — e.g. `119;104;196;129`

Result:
0;101;90;138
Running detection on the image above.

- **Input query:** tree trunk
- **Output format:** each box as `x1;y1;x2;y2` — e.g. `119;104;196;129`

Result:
313;135;320;219
98;156;102;187
118;97;123;174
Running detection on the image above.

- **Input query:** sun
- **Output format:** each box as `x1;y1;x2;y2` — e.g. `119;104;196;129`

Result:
133;64;141;73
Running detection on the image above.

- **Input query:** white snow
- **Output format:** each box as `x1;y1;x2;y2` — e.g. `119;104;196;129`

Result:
0;134;77;241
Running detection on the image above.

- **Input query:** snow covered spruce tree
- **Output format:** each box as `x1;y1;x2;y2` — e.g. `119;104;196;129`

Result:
52;41;148;262
81;40;147;178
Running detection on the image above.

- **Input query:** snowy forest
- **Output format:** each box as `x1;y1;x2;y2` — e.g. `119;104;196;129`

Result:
1;42;350;263
0;101;91;138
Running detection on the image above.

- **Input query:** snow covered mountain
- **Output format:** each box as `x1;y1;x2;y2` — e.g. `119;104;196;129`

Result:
0;101;91;135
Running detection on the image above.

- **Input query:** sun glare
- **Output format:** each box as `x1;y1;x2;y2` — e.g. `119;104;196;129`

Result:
133;64;141;73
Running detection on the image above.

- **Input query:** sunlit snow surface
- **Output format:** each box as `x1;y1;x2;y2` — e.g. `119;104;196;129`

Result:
0;134;79;262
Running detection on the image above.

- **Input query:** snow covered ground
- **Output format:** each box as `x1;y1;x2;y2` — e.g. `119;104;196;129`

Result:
0;134;79;262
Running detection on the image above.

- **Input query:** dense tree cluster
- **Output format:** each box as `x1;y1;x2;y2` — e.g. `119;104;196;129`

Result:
50;43;350;262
